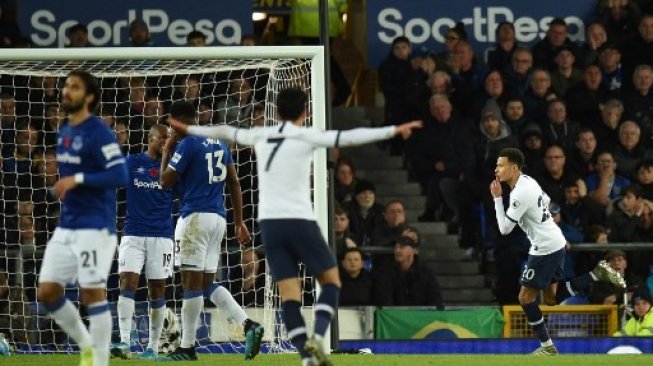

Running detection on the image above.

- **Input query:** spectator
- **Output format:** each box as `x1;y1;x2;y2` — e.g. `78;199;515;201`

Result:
240;34;258;46
227;249;265;307
215;77;256;127
541;99;581;151
334;157;357;205
532;18;578;70
523;68;557;124
405;94;472;222
568;128;600;178
378;36;426;155
450;40;486;111
186;30;206;47
370;200;408;248
0;5;22;48
622;65;653;140
596;0;641;47
538;145;576;204
587;151;631;206
620;13;653;90
613;121;653;179
549;202;583;278
173;75;201;106
469;69;511;122
520;123;547;177
129;19;153;47
635;159;653;199
67;23;89;47
372;236;444;309
339;248;373;306
594;98;625;151
598;43;623;92
550;46;583;97
198;101;214;126
565;65;609;127
345;180;384;246
502;96;531;137
334;204;359;255
0;93;17;157
560;179;605;236
432;23;467;71
485;21;518;73
113;120;130;155
606;184;645;242
42;103;65;149
0;269;32;345
503;47;533;97
577;22;608;68
613;288;653;336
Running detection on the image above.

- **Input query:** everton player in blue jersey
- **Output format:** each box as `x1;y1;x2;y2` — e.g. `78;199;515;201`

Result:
37;70;128;366
110;124;173;360
159;101;263;361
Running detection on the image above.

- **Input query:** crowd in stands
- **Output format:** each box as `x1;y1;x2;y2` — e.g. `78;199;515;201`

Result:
371;1;653;308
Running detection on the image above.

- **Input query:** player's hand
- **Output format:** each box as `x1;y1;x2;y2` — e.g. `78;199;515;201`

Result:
167;117;189;136
395;120;423;140
54;176;78;200
490;177;502;198
235;223;251;245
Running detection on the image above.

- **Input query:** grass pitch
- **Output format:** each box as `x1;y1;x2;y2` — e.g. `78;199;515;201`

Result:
2;354;651;366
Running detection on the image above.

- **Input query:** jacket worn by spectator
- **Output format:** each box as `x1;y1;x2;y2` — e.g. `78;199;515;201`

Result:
373;254;444;309
339;267;374;306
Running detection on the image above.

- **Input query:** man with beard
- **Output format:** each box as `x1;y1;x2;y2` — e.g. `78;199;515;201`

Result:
36;70;128;366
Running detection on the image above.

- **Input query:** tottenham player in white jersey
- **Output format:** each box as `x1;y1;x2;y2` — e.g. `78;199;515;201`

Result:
37;70;128;366
491;148;626;355
168;87;422;366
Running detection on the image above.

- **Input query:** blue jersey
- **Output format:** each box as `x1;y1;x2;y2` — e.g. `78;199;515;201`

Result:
57;116;126;233
169;136;233;218
123;153;174;238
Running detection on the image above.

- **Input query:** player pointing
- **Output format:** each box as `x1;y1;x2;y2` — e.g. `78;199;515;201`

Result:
167;87;422;366
491;148;625;355
110;124;174;360
37;70;128;366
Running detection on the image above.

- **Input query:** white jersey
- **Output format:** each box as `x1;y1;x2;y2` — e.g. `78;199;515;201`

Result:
187;123;395;220
496;174;566;255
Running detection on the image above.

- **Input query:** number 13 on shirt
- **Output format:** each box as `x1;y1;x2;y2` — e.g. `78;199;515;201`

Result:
205;150;226;183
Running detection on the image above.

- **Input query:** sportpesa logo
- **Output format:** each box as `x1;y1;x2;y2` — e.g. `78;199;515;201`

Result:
133;178;163;190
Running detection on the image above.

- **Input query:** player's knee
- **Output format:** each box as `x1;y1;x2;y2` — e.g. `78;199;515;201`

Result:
543;293;557;306
37;284;62;304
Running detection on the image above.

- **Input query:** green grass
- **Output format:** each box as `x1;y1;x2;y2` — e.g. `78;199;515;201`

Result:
2;354;652;366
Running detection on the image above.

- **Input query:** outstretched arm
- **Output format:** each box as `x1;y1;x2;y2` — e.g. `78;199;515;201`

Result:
168;119;256;146
299;120;423;148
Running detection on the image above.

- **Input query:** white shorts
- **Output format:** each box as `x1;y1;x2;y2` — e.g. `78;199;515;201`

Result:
39;228;117;288
118;236;174;280
174;212;226;273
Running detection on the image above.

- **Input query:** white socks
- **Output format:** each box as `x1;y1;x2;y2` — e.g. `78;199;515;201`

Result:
88;301;112;366
208;285;248;325
180;293;203;348
49;299;93;349
148;302;166;352
117;295;136;344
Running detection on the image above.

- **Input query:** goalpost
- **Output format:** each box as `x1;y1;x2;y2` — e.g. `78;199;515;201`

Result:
0;46;329;354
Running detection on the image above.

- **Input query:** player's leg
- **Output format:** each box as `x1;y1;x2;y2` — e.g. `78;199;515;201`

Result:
140;237;174;358
75;229;118;366
200;213;263;359
37;229;94;365
557;260;627;302
519;250;564;356
260;219;314;366
162;214;205;361
113;236;146;358
299;221;339;366
543;282;558;306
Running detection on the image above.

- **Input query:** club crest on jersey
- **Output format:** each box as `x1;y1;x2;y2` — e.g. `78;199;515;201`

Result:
63;136;71;148
72;135;83;151
512;200;520;208
149;167;159;177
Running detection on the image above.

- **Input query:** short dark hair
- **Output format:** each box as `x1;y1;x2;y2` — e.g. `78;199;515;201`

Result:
623;184;642;198
636;158;653;171
342;247;364;260
169;101;196;122
392;36;410;47
68;23;87;35
277;87;307;121
549;18;567;28
67;69;100;112
498;147;525;169
186;30;206;42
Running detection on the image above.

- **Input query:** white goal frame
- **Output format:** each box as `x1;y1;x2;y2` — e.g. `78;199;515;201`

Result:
0;46;330;351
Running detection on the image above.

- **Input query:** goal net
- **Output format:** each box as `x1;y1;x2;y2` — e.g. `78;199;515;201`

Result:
0;46;329;355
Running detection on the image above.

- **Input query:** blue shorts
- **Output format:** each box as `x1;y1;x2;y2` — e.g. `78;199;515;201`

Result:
259;219;336;281
520;248;565;290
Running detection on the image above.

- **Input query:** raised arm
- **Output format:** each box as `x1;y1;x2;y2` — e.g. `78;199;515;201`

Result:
168;119;256;146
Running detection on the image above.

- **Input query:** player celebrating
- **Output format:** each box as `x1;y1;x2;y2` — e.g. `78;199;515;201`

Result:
490;148;626;355
110;124;174;360
167;87;422;366
159;101;264;361
37;70;128;366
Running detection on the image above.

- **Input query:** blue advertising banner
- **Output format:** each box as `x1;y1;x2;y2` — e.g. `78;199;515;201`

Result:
18;0;252;47
367;0;596;67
